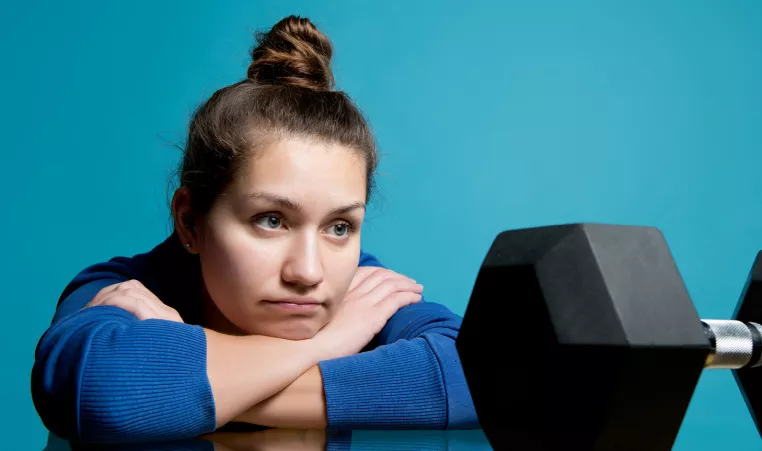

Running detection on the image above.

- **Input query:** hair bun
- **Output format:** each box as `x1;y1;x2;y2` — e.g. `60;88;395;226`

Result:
247;16;335;91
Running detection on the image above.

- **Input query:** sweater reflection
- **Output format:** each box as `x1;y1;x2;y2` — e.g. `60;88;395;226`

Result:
44;428;491;451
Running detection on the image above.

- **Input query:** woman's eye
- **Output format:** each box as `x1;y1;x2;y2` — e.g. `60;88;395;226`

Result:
330;223;351;237
255;215;282;229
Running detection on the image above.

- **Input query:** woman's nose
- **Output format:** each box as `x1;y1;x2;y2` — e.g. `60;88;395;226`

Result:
281;235;324;288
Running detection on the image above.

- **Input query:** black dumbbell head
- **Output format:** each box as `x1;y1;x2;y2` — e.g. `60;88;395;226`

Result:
733;251;762;436
456;223;711;451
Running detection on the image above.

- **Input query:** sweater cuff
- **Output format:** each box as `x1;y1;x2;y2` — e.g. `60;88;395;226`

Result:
423;334;480;429
79;308;216;442
318;339;447;429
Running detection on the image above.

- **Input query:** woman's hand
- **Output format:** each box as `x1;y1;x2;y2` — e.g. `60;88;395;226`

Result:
312;266;423;361
84;279;184;323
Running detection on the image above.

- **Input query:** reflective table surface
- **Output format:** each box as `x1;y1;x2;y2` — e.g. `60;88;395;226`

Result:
44;429;493;451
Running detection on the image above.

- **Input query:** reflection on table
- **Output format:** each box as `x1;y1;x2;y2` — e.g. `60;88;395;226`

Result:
44;428;493;451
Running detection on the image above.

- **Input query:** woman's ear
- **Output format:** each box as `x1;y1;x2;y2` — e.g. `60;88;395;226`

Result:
171;187;199;254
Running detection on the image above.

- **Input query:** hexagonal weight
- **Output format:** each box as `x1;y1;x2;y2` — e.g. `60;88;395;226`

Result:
456;223;711;451
733;251;762;436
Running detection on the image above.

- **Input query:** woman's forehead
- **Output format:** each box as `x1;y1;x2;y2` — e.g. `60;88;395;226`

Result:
250;138;363;178
229;137;367;207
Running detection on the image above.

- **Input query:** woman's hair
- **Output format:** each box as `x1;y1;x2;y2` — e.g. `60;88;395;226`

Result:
177;15;377;223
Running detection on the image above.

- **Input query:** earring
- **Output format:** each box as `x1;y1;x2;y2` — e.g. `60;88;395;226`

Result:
185;243;192;251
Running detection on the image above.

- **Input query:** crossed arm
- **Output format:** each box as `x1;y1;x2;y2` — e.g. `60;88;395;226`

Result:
31;257;477;443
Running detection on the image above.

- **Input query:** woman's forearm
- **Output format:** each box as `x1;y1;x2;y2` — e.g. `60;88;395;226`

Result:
205;330;324;428
233;365;327;429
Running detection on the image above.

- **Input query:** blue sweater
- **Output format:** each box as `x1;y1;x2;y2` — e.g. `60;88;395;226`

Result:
31;232;479;443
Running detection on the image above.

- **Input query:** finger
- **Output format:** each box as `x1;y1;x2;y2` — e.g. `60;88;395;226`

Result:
125;295;162;320
158;305;185;323
119;285;182;322
99;294;160;320
132;296;153;320
130;295;169;320
120;280;158;299
88;281;125;307
102;291;165;320
353;268;400;294
169;311;185;323
365;277;423;305
348;266;384;292
114;279;142;291
115;280;161;302
353;269;416;296
123;279;147;289
121;284;167;308
126;290;182;322
123;286;179;319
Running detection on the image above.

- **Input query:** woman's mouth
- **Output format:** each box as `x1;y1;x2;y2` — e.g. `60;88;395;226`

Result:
263;298;323;313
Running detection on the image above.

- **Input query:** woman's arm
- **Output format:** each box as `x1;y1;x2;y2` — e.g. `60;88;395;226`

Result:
230;253;479;430
32;269;327;444
32;303;214;443
230;315;472;431
32;302;324;444
317;252;478;429
205;330;322;427
317;301;479;430
232;365;326;428
32;257;420;443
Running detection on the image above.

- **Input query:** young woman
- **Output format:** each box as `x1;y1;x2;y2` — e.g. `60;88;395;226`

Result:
31;15;479;444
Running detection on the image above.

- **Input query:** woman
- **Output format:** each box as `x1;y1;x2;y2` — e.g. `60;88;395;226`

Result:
31;15;479;444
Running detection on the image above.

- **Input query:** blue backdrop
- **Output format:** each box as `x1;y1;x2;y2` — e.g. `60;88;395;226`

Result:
2;1;761;448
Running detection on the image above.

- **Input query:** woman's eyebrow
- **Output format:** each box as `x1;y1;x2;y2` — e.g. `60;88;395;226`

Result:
243;191;365;216
328;201;366;217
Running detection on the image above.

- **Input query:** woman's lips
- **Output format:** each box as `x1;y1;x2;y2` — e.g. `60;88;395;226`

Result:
264;299;322;312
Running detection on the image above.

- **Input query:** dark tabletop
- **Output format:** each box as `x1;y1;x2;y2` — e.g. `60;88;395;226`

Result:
43;429;493;451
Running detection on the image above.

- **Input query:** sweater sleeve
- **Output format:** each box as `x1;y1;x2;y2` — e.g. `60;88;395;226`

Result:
317;252;479;430
31;265;216;444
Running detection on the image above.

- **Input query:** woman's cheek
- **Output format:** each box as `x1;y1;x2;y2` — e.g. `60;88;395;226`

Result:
201;247;262;318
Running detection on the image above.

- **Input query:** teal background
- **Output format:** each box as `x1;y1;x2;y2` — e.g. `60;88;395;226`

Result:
2;0;761;448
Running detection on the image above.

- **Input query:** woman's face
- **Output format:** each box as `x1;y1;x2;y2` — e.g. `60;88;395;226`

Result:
195;137;367;339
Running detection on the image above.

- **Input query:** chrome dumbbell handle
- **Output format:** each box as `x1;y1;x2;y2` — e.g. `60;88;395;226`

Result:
703;320;762;369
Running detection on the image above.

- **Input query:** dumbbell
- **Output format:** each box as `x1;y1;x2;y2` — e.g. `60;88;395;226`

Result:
455;223;762;451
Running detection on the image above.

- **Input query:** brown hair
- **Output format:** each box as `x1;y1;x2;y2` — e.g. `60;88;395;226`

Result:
177;15;377;223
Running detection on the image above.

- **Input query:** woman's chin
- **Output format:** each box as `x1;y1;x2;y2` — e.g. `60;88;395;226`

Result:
267;328;320;341
245;321;323;341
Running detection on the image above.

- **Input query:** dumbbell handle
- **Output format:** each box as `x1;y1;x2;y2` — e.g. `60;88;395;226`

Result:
703;320;762;369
